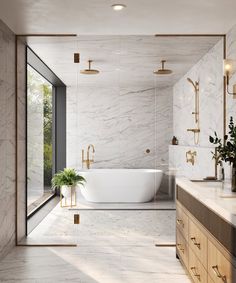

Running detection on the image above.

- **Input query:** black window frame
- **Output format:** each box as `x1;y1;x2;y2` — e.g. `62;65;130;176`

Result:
26;47;66;234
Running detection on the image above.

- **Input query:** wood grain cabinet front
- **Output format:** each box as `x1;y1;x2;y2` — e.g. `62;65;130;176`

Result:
189;217;208;269
189;247;207;283
176;186;236;283
176;202;189;241
208;275;215;283
208;239;236;283
176;228;188;269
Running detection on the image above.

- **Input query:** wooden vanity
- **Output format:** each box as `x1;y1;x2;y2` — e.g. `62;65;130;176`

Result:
176;179;236;283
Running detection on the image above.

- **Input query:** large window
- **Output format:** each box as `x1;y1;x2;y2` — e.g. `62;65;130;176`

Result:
27;65;54;215
26;47;66;232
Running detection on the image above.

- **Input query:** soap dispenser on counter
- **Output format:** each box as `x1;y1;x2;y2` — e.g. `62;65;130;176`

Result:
218;163;225;181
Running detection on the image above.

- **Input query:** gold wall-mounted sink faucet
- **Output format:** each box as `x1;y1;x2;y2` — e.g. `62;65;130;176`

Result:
82;144;95;169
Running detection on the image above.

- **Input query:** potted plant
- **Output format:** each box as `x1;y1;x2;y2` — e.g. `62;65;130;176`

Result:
209;116;236;192
52;168;86;198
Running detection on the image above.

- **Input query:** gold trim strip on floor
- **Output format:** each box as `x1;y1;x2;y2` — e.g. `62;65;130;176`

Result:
16;34;77;37
155;244;176;247
17;244;77;247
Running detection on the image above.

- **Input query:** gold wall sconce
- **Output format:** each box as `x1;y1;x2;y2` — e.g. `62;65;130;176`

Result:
186;150;197;166
224;59;236;96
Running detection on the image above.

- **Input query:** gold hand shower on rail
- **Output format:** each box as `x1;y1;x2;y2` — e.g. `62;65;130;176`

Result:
187;78;200;144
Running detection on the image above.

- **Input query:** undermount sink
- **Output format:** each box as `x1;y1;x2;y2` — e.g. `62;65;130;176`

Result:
219;194;236;198
190;179;222;183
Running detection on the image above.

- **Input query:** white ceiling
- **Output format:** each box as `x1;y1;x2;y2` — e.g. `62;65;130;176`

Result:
27;35;222;88
0;0;236;35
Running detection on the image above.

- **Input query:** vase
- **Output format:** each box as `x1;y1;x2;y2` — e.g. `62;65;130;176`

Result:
232;166;236;192
60;185;76;207
61;185;73;198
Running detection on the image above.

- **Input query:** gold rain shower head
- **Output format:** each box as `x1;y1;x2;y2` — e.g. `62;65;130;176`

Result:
80;60;100;75
153;60;173;75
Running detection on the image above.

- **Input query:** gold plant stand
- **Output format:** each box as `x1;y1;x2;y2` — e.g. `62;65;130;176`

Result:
60;186;77;208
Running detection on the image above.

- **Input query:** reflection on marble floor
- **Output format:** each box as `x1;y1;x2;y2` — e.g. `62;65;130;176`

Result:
0;246;190;282
0;199;191;282
70;193;176;210
21;200;176;245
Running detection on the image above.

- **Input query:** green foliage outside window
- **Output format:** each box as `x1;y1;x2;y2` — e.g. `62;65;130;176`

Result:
27;67;53;188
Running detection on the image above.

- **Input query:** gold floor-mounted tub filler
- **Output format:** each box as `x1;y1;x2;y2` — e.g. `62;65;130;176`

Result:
82;144;95;169
186;78;200;144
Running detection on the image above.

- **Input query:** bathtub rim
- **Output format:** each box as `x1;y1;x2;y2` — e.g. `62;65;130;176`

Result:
77;168;163;174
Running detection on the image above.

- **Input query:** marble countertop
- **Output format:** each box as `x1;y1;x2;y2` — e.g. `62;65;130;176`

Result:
176;178;236;227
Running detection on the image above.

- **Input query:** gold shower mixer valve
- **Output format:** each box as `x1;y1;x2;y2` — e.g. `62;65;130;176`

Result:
187;128;200;133
186;150;197;166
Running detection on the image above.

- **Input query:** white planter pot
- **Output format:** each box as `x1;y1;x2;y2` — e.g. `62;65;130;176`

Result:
61;185;76;198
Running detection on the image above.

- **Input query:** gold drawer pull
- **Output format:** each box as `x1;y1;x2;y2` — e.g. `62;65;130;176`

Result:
212;265;227;282
177;219;184;228
177;243;184;254
190;267;201;281
190;237;201;249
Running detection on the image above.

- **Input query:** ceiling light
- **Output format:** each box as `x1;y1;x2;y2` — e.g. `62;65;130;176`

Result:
111;4;126;11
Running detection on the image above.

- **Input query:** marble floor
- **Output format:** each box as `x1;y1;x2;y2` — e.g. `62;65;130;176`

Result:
22;200;176;245
0;199;191;282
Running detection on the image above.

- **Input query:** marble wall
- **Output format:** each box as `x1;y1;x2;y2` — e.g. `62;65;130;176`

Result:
170;39;224;179
0;19;16;259
0;19;27;260
66;36;175;172
226;25;236;126
170;26;236;179
17;38;26;242
67;84;173;173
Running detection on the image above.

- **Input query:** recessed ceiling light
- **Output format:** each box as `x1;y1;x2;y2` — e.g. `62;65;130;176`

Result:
111;4;126;11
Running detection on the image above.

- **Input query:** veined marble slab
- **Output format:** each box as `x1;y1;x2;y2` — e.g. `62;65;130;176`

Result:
0;246;191;282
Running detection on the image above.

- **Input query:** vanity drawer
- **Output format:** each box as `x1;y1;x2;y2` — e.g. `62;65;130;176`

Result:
189;247;207;283
176;228;188;269
189;217;207;268
208;239;236;283
176;202;189;240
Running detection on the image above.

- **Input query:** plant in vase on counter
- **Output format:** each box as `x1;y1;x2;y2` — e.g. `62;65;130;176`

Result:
209;116;236;192
52;168;86;206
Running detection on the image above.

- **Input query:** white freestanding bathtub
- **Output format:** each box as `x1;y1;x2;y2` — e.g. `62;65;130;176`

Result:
78;169;163;203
